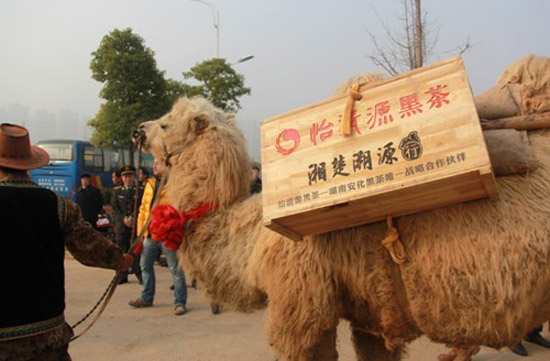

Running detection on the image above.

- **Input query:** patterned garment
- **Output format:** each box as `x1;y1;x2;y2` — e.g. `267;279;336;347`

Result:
0;323;72;361
0;180;125;361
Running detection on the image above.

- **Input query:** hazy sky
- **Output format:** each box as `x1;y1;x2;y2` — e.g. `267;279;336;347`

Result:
1;0;549;159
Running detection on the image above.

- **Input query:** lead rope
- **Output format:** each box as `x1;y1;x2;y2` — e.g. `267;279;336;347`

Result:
70;142;172;342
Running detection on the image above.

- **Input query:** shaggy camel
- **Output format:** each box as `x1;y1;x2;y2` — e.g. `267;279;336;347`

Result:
136;96;550;361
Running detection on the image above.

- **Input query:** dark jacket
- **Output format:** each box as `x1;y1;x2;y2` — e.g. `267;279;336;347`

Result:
0;179;124;344
75;185;103;226
111;185;143;234
1;182;65;330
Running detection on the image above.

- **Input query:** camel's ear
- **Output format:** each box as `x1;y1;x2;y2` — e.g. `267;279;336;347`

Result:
192;114;210;134
225;112;236;125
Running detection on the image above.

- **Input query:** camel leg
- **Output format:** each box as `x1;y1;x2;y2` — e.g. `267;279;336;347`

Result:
265;305;339;361
351;328;403;361
308;327;339;361
267;323;339;361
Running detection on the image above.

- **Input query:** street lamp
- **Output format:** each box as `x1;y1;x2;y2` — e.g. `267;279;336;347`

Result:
232;55;254;65
190;0;219;58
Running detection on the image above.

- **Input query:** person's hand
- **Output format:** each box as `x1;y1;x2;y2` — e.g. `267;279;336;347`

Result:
118;254;134;271
123;217;133;228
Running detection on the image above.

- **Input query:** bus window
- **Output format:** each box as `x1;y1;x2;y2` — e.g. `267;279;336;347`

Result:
83;146;103;172
38;143;74;162
104;149;127;172
109;150;123;171
123;149;130;166
103;149;112;172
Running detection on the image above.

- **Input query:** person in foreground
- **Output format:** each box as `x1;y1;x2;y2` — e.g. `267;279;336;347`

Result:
0;124;133;361
128;158;188;316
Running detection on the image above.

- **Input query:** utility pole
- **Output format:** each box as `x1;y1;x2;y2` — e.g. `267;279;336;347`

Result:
190;0;219;58
414;0;423;68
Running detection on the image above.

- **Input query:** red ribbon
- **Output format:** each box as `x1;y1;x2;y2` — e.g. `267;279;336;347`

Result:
149;203;216;251
133;242;144;255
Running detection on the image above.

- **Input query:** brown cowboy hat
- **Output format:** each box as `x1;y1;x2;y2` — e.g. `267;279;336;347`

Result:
0;123;50;170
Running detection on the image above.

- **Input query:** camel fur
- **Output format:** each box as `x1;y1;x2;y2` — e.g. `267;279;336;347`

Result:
137;96;550;361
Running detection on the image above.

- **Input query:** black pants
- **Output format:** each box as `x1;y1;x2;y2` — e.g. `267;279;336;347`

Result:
115;231;141;281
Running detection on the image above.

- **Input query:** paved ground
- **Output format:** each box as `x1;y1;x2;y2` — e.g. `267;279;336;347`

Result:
65;257;550;360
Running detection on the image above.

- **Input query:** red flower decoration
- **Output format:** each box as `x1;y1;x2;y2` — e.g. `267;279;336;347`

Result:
149;203;217;251
150;205;185;250
185;203;217;221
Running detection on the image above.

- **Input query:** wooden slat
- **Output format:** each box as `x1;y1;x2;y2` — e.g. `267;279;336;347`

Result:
265;220;304;242
269;171;489;237
479;167;499;200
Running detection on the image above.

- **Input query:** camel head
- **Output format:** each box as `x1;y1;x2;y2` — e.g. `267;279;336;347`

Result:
135;96;251;211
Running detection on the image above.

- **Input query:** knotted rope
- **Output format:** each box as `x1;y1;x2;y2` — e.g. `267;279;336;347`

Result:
381;216;406;264
340;83;363;136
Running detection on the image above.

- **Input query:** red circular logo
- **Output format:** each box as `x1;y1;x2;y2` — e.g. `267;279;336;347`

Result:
275;129;301;156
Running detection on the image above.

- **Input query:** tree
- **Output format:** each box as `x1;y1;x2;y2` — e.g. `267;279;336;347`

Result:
165;78;191;106
367;0;471;76
89;28;171;163
183;58;251;112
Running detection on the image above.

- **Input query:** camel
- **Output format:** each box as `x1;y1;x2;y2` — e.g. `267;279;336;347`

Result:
136;96;550;361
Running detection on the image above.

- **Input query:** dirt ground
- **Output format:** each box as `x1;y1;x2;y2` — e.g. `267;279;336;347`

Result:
65;257;550;361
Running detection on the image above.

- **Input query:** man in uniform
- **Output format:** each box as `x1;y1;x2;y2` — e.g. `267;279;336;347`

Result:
0;123;133;361
111;165;143;284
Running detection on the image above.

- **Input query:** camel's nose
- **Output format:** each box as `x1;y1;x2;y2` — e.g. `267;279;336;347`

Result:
133;124;146;144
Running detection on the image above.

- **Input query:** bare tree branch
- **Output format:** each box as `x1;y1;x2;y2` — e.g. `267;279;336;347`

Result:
365;0;473;75
457;36;472;55
366;29;399;76
442;37;480;57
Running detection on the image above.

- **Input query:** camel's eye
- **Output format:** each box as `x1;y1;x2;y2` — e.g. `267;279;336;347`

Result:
160;124;168;130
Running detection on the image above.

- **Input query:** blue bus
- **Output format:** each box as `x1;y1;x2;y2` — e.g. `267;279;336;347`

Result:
29;140;152;198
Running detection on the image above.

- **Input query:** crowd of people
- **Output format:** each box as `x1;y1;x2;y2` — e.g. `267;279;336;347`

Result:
0;124;198;360
74;163;190;311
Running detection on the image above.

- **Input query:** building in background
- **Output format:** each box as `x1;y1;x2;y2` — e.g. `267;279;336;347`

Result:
0;103;91;142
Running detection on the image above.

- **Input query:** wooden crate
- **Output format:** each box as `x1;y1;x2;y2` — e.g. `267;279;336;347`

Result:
260;56;498;241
